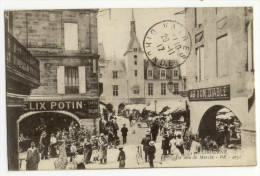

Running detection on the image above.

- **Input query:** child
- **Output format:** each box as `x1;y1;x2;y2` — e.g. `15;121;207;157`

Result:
117;146;126;168
92;136;99;162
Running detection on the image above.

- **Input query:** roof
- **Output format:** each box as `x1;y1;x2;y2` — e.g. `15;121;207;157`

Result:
124;34;143;56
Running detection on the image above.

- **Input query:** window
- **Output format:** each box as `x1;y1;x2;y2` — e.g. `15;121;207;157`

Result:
134;60;137;65
161;83;166;95
133;48;137;52
174;70;178;77
113;85;118;96
134;70;138;77
196;46;204;81
134;55;137;59
147;70;153;78
65;67;79;94
173;83;179;95
64;23;78;51
133;85;140;94
216;34;228;77
160;69;166;79
148;83;153;95
113;71;118;79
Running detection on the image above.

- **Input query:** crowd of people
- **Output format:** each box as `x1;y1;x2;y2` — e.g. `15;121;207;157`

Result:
24;117;128;170
24;111;241;170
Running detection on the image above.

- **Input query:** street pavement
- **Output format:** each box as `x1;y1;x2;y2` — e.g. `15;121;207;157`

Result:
19;116;252;170
20;116;164;170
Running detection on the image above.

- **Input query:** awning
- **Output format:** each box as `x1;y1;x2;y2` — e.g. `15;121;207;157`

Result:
124;104;147;113
146;99;186;114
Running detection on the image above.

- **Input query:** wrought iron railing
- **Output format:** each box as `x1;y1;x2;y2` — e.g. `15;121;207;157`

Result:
5;33;40;80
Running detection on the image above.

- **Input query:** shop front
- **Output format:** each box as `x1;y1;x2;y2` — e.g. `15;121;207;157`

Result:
17;98;99;169
188;85;255;150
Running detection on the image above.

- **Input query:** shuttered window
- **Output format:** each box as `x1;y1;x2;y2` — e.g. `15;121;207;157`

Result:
65;67;79;94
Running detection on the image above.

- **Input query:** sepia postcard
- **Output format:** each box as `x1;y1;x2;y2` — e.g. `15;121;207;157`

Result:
4;7;256;171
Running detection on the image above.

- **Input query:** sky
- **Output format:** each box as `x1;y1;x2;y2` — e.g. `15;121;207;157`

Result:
97;8;185;59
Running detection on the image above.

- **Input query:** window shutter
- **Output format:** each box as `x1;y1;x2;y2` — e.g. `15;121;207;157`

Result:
57;66;65;94
78;66;86;94
93;59;96;73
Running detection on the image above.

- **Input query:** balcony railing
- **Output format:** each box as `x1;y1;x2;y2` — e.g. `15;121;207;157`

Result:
5;33;40;80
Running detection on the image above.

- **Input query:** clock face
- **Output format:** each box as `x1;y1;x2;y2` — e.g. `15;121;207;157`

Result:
143;20;192;69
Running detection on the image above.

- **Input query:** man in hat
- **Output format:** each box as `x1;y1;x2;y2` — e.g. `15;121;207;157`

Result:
117;146;126;168
147;141;156;168
151;119;160;142
49;133;57;158
141;133;151;162
39;131;49;160
121;124;128;144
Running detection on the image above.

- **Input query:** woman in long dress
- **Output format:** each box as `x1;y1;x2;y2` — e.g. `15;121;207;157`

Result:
26;142;40;170
98;134;108;164
54;138;68;169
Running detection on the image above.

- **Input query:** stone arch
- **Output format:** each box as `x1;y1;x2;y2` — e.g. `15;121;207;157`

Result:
198;105;242;142
17;111;80;124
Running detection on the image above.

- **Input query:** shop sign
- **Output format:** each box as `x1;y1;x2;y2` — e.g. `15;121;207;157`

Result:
188;85;230;101
22;100;99;118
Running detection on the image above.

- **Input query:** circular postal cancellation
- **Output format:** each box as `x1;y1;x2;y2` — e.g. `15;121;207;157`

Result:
143;20;192;69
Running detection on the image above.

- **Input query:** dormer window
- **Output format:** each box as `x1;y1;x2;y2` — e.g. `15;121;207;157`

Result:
133;48;137;52
174;70;178;77
147;70;153;79
113;71;118;79
160;69;166;79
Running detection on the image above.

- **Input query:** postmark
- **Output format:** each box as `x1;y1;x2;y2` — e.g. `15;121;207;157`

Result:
143;20;192;69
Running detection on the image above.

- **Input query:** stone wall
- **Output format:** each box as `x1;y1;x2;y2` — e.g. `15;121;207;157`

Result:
12;9;98;56
185;7;252;99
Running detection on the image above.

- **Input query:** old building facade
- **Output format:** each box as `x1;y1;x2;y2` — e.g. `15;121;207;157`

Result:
5;11;41;170
100;10;184;113
185;7;255;150
6;9;100;170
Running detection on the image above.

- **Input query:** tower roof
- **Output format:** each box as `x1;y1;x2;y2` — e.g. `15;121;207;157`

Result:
131;9;135;21
124;9;142;56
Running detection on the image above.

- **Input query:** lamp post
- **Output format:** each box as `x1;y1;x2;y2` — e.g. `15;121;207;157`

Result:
154;100;157;114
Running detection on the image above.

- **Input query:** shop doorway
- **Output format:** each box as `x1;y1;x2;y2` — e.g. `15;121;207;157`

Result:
198;105;242;149
17;111;80;166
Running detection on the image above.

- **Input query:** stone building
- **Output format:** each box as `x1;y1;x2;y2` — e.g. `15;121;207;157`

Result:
5;11;41;170
6;9;100;170
185;7;255;151
100;10;184;113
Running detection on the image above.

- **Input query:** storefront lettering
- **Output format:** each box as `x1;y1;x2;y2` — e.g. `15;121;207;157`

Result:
25;101;88;111
189;85;230;101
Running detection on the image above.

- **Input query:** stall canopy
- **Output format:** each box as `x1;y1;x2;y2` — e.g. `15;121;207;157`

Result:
146;99;186;114
124;104;147;113
216;111;236;120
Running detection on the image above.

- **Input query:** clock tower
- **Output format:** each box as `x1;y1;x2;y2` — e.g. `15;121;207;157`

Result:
124;9;145;103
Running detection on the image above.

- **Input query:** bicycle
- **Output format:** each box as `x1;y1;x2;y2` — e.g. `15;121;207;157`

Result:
136;145;143;164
